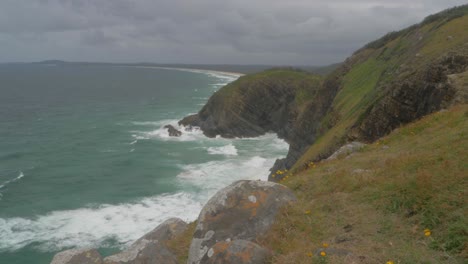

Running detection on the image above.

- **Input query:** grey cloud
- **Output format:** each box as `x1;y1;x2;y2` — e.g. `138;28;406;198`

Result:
0;0;466;64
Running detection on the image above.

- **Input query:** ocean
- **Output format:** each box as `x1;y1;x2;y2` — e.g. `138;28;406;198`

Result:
0;64;287;263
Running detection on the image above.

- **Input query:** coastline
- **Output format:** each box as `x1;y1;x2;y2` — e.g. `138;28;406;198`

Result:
122;65;245;78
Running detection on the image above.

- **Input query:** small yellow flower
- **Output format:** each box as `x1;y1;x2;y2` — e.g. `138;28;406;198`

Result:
322;243;329;248
320;251;326;257
386;261;394;264
307;252;313;257
304;210;311;215
424;228;431;237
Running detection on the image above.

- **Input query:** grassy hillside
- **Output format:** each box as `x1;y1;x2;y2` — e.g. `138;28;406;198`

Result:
167;105;467;264
291;6;468;173
169;6;468;263
260;104;467;263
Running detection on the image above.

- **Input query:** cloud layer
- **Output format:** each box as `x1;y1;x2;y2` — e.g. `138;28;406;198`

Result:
0;0;465;65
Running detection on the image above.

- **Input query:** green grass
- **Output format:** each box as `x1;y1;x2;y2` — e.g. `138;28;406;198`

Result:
260;105;468;263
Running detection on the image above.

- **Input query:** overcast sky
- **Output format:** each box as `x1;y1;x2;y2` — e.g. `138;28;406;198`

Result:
0;0;466;65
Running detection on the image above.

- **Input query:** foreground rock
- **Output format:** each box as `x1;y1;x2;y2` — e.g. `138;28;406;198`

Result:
200;240;271;264
104;240;178;264
135;217;188;243
104;218;187;264
164;125;182;137
51;248;103;264
188;180;296;264
51;218;187;264
326;142;366;160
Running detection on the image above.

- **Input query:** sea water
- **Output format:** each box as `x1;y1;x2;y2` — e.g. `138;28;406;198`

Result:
0;64;287;263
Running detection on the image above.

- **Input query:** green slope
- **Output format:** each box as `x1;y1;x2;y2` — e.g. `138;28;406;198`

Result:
261;104;468;263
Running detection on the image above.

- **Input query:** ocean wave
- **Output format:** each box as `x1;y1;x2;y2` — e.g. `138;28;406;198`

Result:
176;156;272;194
0;171;24;190
207;144;238;156
0;192;203;252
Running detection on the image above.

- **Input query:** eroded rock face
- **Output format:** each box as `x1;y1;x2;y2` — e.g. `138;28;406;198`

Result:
51;248;103;264
351;52;468;142
187;180;296;264
200;240;271;264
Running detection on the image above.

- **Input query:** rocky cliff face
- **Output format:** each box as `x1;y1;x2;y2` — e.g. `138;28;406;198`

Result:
181;6;468;180
179;69;324;140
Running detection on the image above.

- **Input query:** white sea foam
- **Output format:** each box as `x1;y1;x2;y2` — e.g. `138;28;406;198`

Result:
207;144;238;156
0;192;203;252
0;171;24;190
131;119;206;142
177;155;272;194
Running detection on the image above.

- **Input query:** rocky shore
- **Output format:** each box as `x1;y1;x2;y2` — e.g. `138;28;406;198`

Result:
51;180;295;264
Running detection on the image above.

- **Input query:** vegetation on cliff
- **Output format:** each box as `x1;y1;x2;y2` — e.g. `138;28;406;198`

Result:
291;5;468;175
169;104;467;263
260;104;467;263
180;5;468;181
171;5;468;263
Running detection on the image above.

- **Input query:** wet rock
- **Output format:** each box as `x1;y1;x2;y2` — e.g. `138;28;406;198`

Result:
200;240;271;264
51;248;103;264
103;240;178;264
164;125;182;137
187;180;296;264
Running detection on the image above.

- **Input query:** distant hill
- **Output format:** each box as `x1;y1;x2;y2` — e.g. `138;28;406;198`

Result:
30;60;340;76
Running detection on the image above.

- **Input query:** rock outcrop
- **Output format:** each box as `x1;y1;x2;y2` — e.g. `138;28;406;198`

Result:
51;218;187;264
164;125;182;137
180;8;468;178
50;248;103;264
351;52;468;142
326;142;366;161
199;240;272;264
187;180;296;264
103;240;178;264
179;69;327;141
103;218;187;264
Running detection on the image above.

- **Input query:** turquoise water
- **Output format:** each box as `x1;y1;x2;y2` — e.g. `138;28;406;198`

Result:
0;64;287;263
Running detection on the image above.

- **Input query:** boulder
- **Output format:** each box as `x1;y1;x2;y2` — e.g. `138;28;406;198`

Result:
103;218;187;264
136;217;188;244
187;180;296;264
164;125;182;137
326;142;366;161
103;239;178;264
200;240;271;264
51;248;103;264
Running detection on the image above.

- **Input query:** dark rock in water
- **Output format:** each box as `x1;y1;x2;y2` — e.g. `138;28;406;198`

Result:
179;114;201;130
187;180;296;264
200;240;272;264
103;240;178;264
164;125;182;137
136;217;188;244
50;248;103;264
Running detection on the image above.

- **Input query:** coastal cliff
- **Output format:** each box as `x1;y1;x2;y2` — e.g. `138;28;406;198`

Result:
51;5;468;264
180;5;468;180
